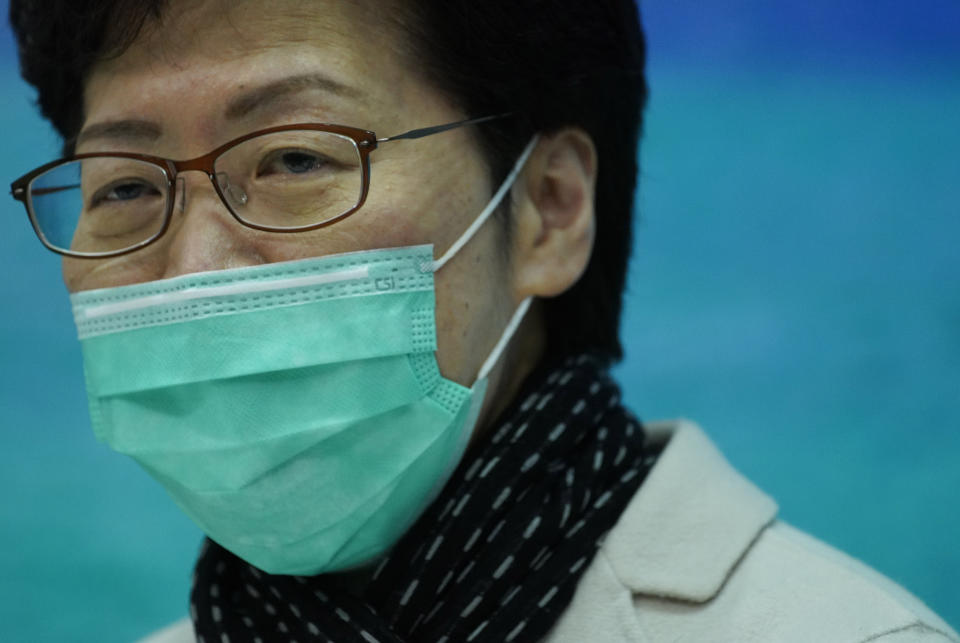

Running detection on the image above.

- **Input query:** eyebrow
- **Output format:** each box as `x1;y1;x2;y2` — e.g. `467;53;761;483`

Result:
223;73;362;120
75;73;362;149
75;120;162;148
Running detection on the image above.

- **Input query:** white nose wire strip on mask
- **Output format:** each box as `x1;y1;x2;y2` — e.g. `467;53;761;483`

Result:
79;266;372;320
428;136;540;274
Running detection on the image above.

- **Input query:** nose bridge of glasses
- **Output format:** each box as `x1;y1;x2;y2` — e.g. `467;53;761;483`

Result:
171;152;217;175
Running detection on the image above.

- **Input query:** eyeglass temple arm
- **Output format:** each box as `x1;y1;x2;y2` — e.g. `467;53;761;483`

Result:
377;113;511;143
10;183;80;201
25;184;82;197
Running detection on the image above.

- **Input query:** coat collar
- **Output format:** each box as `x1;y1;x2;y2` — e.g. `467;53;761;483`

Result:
602;419;778;603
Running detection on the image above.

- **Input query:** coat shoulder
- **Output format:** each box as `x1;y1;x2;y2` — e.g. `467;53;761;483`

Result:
135;618;194;643
547;419;959;643
629;520;958;643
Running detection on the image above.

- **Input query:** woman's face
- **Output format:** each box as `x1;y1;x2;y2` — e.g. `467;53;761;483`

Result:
70;0;540;419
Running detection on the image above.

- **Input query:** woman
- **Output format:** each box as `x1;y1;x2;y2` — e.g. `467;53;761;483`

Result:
8;1;957;641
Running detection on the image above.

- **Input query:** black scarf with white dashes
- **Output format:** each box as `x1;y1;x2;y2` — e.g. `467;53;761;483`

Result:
191;354;657;643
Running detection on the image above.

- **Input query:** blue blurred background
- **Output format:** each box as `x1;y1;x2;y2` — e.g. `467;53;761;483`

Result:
1;1;958;640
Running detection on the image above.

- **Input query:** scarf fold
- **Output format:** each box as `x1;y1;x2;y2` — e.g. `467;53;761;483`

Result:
192;354;657;643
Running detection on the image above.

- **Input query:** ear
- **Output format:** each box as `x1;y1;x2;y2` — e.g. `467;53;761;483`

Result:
509;128;597;300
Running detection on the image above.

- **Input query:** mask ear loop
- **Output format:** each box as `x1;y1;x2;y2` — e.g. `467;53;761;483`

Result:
423;135;540;383
476;296;532;381
427;135;540;273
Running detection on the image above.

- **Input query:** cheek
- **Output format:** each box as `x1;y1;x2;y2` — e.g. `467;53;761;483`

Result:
432;221;513;387
63;254;168;292
389;150;508;386
422;163;495;248
337;158;489;255
241;170;446;263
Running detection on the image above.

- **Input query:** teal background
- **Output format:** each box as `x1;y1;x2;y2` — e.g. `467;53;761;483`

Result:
1;2;958;640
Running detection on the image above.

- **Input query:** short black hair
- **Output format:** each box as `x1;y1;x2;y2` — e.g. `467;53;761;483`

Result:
9;0;647;364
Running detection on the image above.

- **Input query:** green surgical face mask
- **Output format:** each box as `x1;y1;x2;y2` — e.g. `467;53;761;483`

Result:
69;139;536;575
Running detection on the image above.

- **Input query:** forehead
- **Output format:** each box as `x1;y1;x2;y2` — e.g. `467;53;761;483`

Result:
82;0;417;132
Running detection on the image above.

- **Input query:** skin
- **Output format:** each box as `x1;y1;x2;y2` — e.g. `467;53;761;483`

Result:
70;0;598;441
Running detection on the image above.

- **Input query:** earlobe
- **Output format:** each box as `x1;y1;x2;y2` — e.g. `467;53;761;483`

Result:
511;128;598;300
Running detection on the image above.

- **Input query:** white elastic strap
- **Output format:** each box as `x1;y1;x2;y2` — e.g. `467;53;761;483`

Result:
477;296;532;381
430;135;540;273
81;266;370;320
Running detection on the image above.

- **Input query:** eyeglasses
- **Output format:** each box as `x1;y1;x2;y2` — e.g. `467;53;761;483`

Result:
9;114;505;258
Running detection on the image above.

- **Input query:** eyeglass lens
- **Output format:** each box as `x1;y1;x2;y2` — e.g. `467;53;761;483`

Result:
29;157;169;256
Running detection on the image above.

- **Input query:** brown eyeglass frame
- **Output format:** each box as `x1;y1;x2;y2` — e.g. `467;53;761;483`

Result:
10;113;507;258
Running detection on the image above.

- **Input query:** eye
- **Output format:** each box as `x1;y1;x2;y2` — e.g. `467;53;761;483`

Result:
258;149;328;177
108;182;153;201
89;179;163;207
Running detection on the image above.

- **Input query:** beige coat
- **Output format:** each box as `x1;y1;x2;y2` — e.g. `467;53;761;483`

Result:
140;420;958;643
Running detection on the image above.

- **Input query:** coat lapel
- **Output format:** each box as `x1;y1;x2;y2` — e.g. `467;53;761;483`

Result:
546;420;778;641
603;419;778;602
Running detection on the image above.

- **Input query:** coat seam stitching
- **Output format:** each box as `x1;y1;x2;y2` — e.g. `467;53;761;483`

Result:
859;620;959;643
